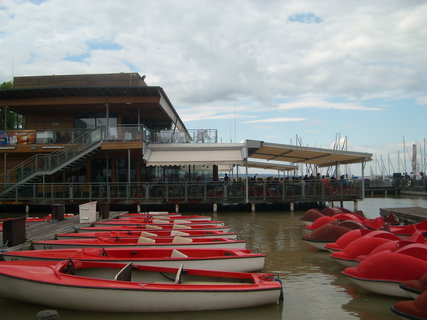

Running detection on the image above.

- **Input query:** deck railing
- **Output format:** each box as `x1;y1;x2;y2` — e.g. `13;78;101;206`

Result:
0;180;362;203
0;127;217;145
147;129;218;144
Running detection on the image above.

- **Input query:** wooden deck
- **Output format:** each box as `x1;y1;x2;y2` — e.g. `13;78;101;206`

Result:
1;212;125;252
380;207;427;224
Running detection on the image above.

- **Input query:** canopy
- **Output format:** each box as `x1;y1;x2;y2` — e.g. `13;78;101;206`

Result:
246;140;372;168
143;140;372;169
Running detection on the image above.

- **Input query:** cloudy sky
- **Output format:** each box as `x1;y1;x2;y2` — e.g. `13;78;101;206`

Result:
1;0;427;176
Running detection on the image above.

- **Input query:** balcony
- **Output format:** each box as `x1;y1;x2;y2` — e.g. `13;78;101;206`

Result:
0;127;217;147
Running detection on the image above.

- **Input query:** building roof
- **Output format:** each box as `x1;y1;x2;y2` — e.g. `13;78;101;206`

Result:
0;73;187;132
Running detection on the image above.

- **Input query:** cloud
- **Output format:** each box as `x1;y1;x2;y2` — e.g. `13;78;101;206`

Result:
242;117;306;124
416;97;427;105
276;98;383;111
1;0;426;108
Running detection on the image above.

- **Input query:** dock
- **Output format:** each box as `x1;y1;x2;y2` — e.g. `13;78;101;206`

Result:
380;207;427;224
1;212;124;252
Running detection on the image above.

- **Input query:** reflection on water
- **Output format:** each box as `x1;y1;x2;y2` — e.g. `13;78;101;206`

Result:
0;297;283;320
2;196;426;319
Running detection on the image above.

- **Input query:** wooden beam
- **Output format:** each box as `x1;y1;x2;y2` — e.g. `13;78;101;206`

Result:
0;96;160;106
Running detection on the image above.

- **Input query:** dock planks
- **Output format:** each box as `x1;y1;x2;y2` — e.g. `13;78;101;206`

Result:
380;207;427;224
1;212;124;252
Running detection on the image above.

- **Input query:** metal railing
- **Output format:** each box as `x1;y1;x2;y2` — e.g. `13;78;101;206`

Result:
147;129;218;144
0;128;103;190
0;180;363;203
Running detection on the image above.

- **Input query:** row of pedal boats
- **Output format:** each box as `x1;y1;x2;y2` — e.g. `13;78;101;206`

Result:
300;207;427;319
0;211;283;312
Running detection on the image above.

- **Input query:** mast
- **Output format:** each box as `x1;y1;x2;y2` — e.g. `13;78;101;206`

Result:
412;144;417;173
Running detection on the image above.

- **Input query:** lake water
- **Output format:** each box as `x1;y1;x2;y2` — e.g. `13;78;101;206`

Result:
1;195;427;320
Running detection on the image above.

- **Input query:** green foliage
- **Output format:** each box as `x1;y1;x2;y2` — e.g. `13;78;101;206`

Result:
0;81;13;89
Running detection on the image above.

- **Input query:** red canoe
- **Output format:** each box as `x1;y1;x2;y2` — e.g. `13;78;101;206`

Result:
2;247;265;272
56;229;237;240
75;224;232;233
92;219;224;227
116;214;210;221
32;236;246;250
0;260;282;312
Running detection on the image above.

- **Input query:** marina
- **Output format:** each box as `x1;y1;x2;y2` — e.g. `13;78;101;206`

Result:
0;0;426;318
0;196;426;319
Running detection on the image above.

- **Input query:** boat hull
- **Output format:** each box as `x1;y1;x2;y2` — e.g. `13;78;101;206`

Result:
0;274;280;312
0;261;282;312
345;276;411;298
301;239;329;251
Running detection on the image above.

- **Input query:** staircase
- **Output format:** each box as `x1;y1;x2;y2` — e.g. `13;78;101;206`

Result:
0;128;103;197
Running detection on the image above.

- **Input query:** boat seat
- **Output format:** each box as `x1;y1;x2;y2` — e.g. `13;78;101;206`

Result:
146;225;162;230
137;236;156;244
172;236;193;244
140;231;157;237
153;219;166;224
154;216;169;220
172;224;191;230
173;220;191;224
114;262;133;281
170;249;189;258
170;230;190;236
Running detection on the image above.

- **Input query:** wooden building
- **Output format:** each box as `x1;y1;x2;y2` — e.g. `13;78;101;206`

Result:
0;73;372;210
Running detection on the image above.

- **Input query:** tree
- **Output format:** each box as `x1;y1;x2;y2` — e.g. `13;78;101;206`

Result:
0;81;25;129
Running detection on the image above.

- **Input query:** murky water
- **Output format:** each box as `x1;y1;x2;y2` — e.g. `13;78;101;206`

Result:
1;196;427;320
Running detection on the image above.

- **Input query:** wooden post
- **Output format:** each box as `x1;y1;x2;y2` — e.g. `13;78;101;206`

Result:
251;203;256;213
353;200;358;212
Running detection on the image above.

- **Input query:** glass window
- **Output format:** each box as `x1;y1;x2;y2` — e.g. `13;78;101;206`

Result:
74;113;118;129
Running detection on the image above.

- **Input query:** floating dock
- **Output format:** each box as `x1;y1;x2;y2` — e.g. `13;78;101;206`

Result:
380;207;427;224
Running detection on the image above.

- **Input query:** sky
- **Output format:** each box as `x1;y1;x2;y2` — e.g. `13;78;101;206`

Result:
1;0;427;177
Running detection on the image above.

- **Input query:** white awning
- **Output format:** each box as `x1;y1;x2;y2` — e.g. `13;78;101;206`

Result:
144;143;246;166
246;140;372;167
